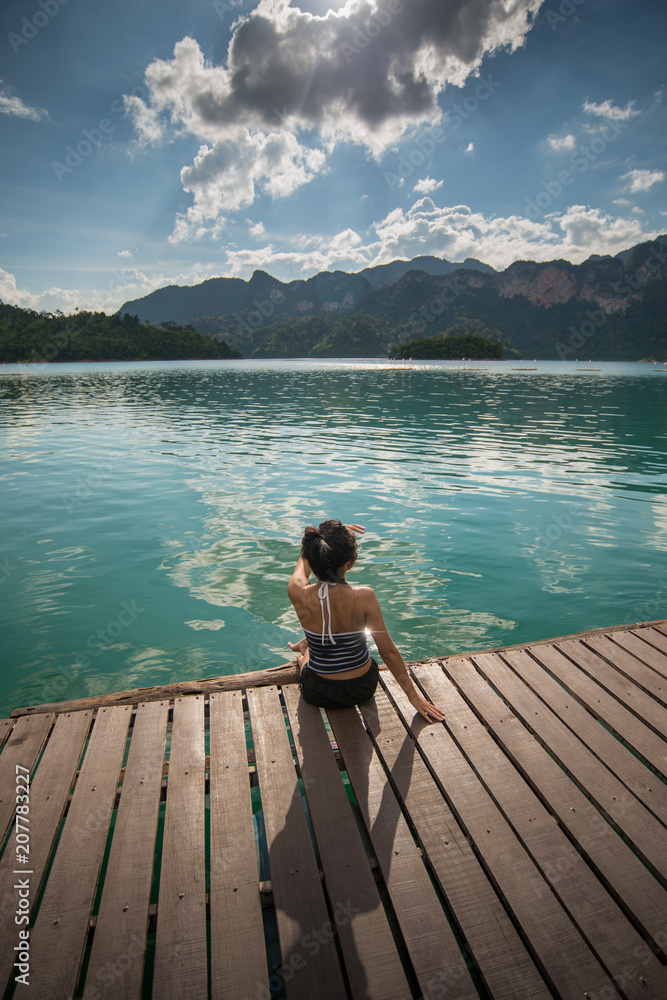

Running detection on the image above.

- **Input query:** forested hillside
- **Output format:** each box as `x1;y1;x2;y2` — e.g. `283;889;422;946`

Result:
0;306;240;362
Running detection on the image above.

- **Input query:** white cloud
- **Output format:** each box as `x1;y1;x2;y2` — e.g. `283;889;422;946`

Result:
0;82;45;121
220;200;659;280
548;133;576;152
413;177;443;194
249;221;266;238
622;168;665;193
464;141;474;153
4;200;660;314
0;262;221;315
117;249;134;258
582;99;641;121
0;268;40;309
127;1;544;233
169;129;327;242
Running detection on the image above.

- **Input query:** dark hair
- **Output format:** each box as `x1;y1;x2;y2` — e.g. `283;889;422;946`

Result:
301;519;357;582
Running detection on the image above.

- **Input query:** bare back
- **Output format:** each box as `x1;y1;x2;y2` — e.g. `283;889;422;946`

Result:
291;581;369;635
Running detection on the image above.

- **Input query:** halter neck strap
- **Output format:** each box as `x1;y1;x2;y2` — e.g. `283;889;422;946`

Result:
317;582;336;645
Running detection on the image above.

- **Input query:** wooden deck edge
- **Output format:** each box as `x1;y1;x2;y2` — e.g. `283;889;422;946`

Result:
9;619;667;717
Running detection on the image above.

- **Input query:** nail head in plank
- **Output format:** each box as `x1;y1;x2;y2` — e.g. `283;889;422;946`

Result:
328;702;478;1000
557;639;667;740
247;686;347;1000
0;710;92;996
364;680;551;1000
490;645;667;827
633;627;667;671
0;713;54;843
532;642;667;780
413;663;667;1000
152;696;208;1000
282;686;412;1000
83;700;169;1000
593;632;667;692
388;669;618;1000
449;654;667;949
209;691;268;1000
28;706;132;999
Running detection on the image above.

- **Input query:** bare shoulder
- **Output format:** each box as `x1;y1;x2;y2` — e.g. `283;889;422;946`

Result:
353;583;377;602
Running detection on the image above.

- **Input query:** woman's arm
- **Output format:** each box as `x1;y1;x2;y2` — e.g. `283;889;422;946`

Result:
362;589;445;723
288;555;311;603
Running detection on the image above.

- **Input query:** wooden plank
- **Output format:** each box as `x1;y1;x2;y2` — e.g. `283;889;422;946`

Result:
602;631;667;686
0;713;53;843
492;644;667;828
531;642;667;779
29;706;132;999
247;686;346;1000
0;710;92;995
411;663;667;1000
382;669;620;1000
583;634;667;705
361;681;551;1000
447;655;667;949
209;691;268;1000
152;696;207;1000
0;718;13;750
282;686;411;1000
83;700;169;1000
489;649;667;883
557;639;667;739
328;704;478;1000
634;626;667;670
10;664;301;716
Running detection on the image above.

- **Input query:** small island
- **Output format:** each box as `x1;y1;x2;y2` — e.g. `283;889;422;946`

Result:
389;319;518;360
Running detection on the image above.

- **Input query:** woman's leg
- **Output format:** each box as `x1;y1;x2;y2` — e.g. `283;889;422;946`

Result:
289;637;309;674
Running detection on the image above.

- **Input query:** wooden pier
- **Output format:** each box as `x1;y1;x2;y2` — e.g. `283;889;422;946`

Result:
1;620;667;999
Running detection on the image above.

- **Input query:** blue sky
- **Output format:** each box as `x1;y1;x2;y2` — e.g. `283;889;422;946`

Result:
0;0;665;313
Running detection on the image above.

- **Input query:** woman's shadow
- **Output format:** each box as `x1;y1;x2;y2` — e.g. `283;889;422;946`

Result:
266;686;422;1000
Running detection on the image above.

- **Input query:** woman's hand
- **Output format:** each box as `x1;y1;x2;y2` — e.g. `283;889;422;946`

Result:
343;523;365;536
408;688;445;723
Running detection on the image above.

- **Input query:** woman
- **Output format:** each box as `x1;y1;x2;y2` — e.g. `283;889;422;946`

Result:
287;519;445;722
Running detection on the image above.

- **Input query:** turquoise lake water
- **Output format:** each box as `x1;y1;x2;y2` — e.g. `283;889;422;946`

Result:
1;358;666;715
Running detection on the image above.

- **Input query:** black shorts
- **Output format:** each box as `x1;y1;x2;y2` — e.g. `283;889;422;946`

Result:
299;658;380;710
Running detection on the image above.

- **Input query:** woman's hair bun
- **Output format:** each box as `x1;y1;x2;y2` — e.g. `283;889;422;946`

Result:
300;519;357;582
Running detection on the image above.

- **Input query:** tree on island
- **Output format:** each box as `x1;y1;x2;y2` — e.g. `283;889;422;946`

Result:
0;303;241;362
389;317;518;359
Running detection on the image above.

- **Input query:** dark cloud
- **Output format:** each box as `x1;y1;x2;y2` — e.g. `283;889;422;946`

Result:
172;0;543;134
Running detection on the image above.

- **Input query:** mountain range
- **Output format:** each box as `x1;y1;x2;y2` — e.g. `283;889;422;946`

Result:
119;238;667;360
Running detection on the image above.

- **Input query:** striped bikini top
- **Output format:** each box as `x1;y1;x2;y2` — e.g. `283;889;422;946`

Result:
304;581;370;675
